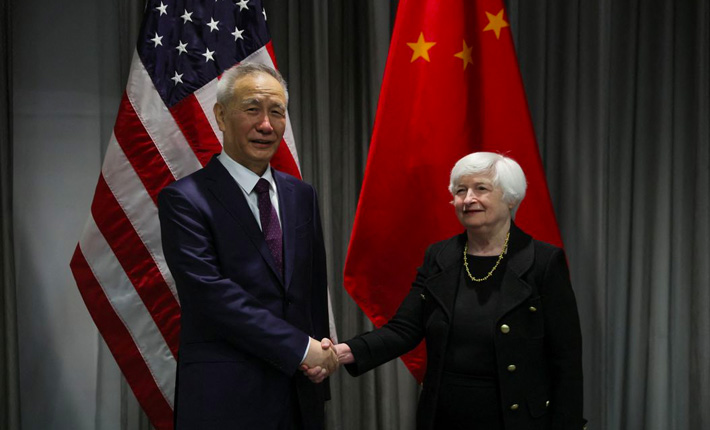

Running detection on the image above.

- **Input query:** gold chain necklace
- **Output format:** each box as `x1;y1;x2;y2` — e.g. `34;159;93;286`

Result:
463;232;510;282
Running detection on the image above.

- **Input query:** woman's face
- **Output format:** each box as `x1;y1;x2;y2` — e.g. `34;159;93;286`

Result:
453;174;513;232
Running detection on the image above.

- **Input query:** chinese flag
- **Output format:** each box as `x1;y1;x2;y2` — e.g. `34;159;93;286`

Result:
343;0;562;382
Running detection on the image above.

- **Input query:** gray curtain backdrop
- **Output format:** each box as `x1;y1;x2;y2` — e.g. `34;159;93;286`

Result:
5;0;709;429
507;1;710;428
2;0;21;428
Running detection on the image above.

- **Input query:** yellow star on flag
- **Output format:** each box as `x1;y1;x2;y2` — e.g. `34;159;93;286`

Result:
407;32;436;62
454;40;474;70
483;9;509;39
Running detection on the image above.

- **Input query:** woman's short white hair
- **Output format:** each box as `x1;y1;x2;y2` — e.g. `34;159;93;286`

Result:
216;63;289;106
449;152;528;217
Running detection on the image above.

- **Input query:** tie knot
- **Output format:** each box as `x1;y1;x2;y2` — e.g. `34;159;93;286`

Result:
254;178;271;195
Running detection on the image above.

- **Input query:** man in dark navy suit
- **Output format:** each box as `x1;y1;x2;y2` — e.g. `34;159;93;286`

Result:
158;63;336;429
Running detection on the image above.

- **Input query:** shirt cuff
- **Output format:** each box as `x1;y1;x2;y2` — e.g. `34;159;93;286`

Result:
298;338;310;365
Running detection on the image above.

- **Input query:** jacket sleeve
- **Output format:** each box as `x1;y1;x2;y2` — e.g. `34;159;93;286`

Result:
158;185;309;376
343;245;437;376
541;248;585;430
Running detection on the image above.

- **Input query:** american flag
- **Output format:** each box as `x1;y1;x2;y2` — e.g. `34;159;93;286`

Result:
69;1;300;428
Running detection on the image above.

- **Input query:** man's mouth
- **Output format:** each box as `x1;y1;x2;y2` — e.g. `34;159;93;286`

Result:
251;139;274;145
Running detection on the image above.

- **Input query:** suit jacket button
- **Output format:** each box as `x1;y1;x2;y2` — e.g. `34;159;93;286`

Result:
507;364;516;372
510;403;519;411
500;324;510;334
529;306;537;312
546;400;550;407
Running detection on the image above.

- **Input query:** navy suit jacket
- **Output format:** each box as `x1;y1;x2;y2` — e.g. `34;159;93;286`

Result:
158;156;329;429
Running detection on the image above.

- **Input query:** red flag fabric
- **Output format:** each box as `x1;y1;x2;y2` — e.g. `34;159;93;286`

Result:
69;1;299;428
343;0;562;382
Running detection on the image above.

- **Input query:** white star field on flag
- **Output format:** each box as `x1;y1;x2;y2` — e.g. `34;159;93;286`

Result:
138;0;271;106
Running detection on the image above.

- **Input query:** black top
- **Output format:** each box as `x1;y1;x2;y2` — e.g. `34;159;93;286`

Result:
443;255;507;377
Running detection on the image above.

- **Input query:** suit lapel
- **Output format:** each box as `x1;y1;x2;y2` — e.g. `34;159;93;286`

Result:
203;157;284;285
274;170;295;290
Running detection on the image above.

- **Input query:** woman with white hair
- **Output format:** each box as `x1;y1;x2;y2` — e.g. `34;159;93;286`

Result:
306;152;585;429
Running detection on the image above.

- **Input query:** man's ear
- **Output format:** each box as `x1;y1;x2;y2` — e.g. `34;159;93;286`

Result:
214;103;226;132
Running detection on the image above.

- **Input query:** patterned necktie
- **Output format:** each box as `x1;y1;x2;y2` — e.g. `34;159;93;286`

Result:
254;178;283;273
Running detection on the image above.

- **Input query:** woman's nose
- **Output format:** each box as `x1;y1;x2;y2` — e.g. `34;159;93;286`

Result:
464;190;477;203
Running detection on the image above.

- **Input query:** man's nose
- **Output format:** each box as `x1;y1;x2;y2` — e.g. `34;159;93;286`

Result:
255;113;274;133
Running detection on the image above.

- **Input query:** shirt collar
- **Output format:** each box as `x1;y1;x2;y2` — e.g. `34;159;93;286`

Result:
217;152;276;194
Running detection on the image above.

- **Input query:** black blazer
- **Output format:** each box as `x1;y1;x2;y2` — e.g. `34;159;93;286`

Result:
344;223;585;430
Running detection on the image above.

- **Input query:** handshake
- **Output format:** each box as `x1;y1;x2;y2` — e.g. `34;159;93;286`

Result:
300;337;354;384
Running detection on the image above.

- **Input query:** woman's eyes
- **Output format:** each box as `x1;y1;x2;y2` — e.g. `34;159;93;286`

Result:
456;186;489;193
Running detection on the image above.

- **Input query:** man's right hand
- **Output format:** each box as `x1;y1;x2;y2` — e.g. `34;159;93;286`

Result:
302;337;338;382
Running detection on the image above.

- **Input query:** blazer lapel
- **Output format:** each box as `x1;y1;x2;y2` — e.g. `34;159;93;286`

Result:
425;234;466;321
496;224;535;315
274;170;295;290
425;225;536;322
203;157;284;285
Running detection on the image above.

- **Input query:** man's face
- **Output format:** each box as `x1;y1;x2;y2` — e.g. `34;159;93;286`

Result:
214;72;287;175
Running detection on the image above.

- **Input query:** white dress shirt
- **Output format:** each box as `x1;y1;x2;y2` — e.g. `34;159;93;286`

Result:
217;152;310;365
217;152;281;230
